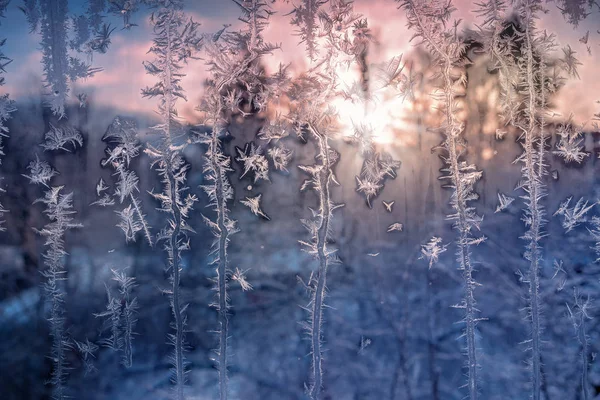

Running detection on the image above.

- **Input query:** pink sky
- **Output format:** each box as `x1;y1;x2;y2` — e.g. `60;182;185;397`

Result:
3;0;599;126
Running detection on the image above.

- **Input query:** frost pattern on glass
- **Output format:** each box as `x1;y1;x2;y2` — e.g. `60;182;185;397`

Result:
398;1;485;398
95;268;138;368
27;157;82;399
92;116;152;245
0;34;15;231
141;2;202;398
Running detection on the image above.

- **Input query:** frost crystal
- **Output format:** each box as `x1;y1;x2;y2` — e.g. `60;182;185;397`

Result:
95;117;152;245
0;94;15;139
387;222;403;232
589;217;600;262
267;146;292;172
142;3;202;397
23;156;58;187
32;181;82;400
232;268;253;291
554;196;594;233
398;1;484;397
560;45;582;79
420;236;448;268
39;0;103;117
555;0;592;27
236;143;270;183
116;205;143;243
0;36;15;156
74;339;98;376
41;124;83;152
288;0;326;60
355;153;401;206
553;115;588;164
495;192;515;213
95;178;109;196
95;268;138;368
0;37;15;230
383;200;394;213
90;193;115;207
240;194;270;220
552;259;566;280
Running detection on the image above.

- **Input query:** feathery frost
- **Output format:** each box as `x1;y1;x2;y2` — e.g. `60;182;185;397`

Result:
95;268;139;368
74;338;99;376
286;1;379;396
288;0;327;61
0;35;15;231
566;289;593;400
27;157;82;399
398;1;485;398
554;196;594;233
509;2;572;397
93;116;152;245
195;1;283;398
553;114;588;164
420;237;448;269
39;0;103;117
142;2;202;398
41;124;83;152
495;192;515;213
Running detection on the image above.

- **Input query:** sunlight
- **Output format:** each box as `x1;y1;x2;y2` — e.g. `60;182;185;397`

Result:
333;92;408;146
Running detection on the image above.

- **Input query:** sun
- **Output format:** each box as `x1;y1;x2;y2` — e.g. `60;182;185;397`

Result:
332;88;409;146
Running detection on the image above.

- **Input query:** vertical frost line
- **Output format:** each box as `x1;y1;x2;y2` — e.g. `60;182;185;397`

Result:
515;3;546;397
205;131;234;400
299;123;340;400
296;121;342;400
196;81;236;400
197;108;235;400
40;0;70;117
141;2;202;398
197;2;281;397
567;289;592;400
288;0;325;61
287;1;371;396
397;1;484;398
473;0;517;127
0;32;16;231
39;0;102;117
95;268;139;368
479;2;582;397
25;153;82;399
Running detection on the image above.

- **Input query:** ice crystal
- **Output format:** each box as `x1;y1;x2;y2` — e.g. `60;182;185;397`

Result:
236;143;270;182
240;194;270;220
554;115;588;164
383;200;394;213
74;339;98;376
267;146;292;172
398;1;484;397
96;117;152;245
142;4;202;396
41;124;83;152
288;0;327;60
387;222;403;232
420;236;448;268
495;192;515;213
554;196;594;233
560;45;582;80
231;267;253;292
33;182;82;400
23;155;58;187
